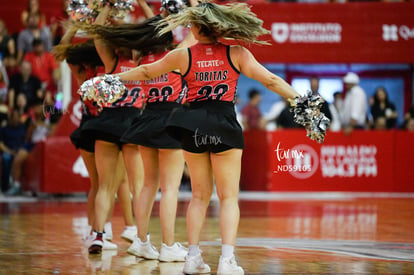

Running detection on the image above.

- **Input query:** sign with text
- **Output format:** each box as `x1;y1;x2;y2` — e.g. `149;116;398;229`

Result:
241;130;414;192
248;2;414;63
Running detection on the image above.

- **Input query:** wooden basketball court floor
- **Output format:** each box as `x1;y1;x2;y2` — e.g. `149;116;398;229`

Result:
1;192;414;274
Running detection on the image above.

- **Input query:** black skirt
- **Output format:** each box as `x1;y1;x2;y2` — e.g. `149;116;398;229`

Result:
121;102;182;149
70;114;96;153
81;107;142;147
166;101;245;153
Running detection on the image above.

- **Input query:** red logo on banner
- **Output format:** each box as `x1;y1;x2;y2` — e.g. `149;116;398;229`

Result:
70;100;82;126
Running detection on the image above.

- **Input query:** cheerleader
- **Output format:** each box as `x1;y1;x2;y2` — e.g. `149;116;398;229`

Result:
104;2;301;274
54;26;136;252
79;0;200;255
119;0;195;261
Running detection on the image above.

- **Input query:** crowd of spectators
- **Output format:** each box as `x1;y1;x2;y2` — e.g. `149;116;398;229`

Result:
0;0;66;195
240;72;414;134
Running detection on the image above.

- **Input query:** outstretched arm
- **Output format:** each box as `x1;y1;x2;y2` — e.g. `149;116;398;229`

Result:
93;5;116;73
232;46;299;99
137;0;155;19
117;48;188;81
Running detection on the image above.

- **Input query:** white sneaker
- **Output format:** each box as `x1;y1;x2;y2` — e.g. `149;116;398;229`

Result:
83;233;95;248
217;256;244;275
159;242;188;262
183;253;211;274
127;235;160;260
81;225;92;241
104;222;113;241
102;239;118;250
121;226;137;243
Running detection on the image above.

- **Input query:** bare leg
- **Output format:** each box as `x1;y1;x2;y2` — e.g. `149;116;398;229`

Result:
11;148;29;183
159;149;185;245
210;149;242;246
136;146;160;242
122;144;144;234
116;154;134;226
94;140;121;232
79;149;99;231
183;151;214;245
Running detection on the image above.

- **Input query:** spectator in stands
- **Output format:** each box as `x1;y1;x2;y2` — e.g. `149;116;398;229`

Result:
340;72;368;134
6;104;50;196
402;105;414;128
328;91;342;132
4;55;19;79
0;109;26;193
24;38;59;90
21;0;47;29
370;86;397;129
0;20;16;65
0;58;8;103
15;93;30;125
49;0;70;45
404;118;414;132
8;61;43;110
0;100;7;129
373;116;387;130
276;97;303;129
17;13;52;63
242;89;266;130
310;76;332;121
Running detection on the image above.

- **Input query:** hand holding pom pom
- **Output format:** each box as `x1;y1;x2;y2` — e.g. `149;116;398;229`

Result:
78;74;126;108
289;91;331;143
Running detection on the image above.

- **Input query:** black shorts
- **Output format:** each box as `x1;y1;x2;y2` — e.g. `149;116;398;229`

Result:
70;115;96;153
166;101;244;153
81;107;141;149
121;102;182;149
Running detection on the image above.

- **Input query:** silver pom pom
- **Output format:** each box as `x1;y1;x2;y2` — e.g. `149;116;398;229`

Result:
290;91;330;143
68;0;134;22
78;74;126;108
161;0;185;14
67;0;96;23
110;0;135;19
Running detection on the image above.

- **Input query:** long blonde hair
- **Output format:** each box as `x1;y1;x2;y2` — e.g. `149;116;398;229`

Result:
159;1;270;45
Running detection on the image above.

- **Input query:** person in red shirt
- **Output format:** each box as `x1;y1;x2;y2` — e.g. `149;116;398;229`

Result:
24;38;59;90
241;89;266;130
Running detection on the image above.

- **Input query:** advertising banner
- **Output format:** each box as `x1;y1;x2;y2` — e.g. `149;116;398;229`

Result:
247;2;414;63
241;130;414;192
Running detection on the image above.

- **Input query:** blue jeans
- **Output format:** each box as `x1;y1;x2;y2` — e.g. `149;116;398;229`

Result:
1;152;14;192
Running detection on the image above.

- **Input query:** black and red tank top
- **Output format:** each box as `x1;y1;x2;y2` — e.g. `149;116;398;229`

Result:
81;66;103;116
139;51;185;104
183;42;240;103
104;56;144;109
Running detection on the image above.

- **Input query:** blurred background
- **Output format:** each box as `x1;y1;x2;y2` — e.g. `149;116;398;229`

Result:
0;0;413;196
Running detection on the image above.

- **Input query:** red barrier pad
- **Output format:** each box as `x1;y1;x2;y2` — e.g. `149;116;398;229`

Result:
42;137;90;193
242;130;414;192
393;131;414;192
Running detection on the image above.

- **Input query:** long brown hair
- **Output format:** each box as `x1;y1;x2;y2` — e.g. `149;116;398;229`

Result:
76;15;174;56
159;1;270;45
52;40;103;67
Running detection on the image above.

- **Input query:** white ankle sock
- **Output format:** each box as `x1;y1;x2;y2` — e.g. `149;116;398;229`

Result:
221;244;234;258
125;225;136;230
188;245;200;256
